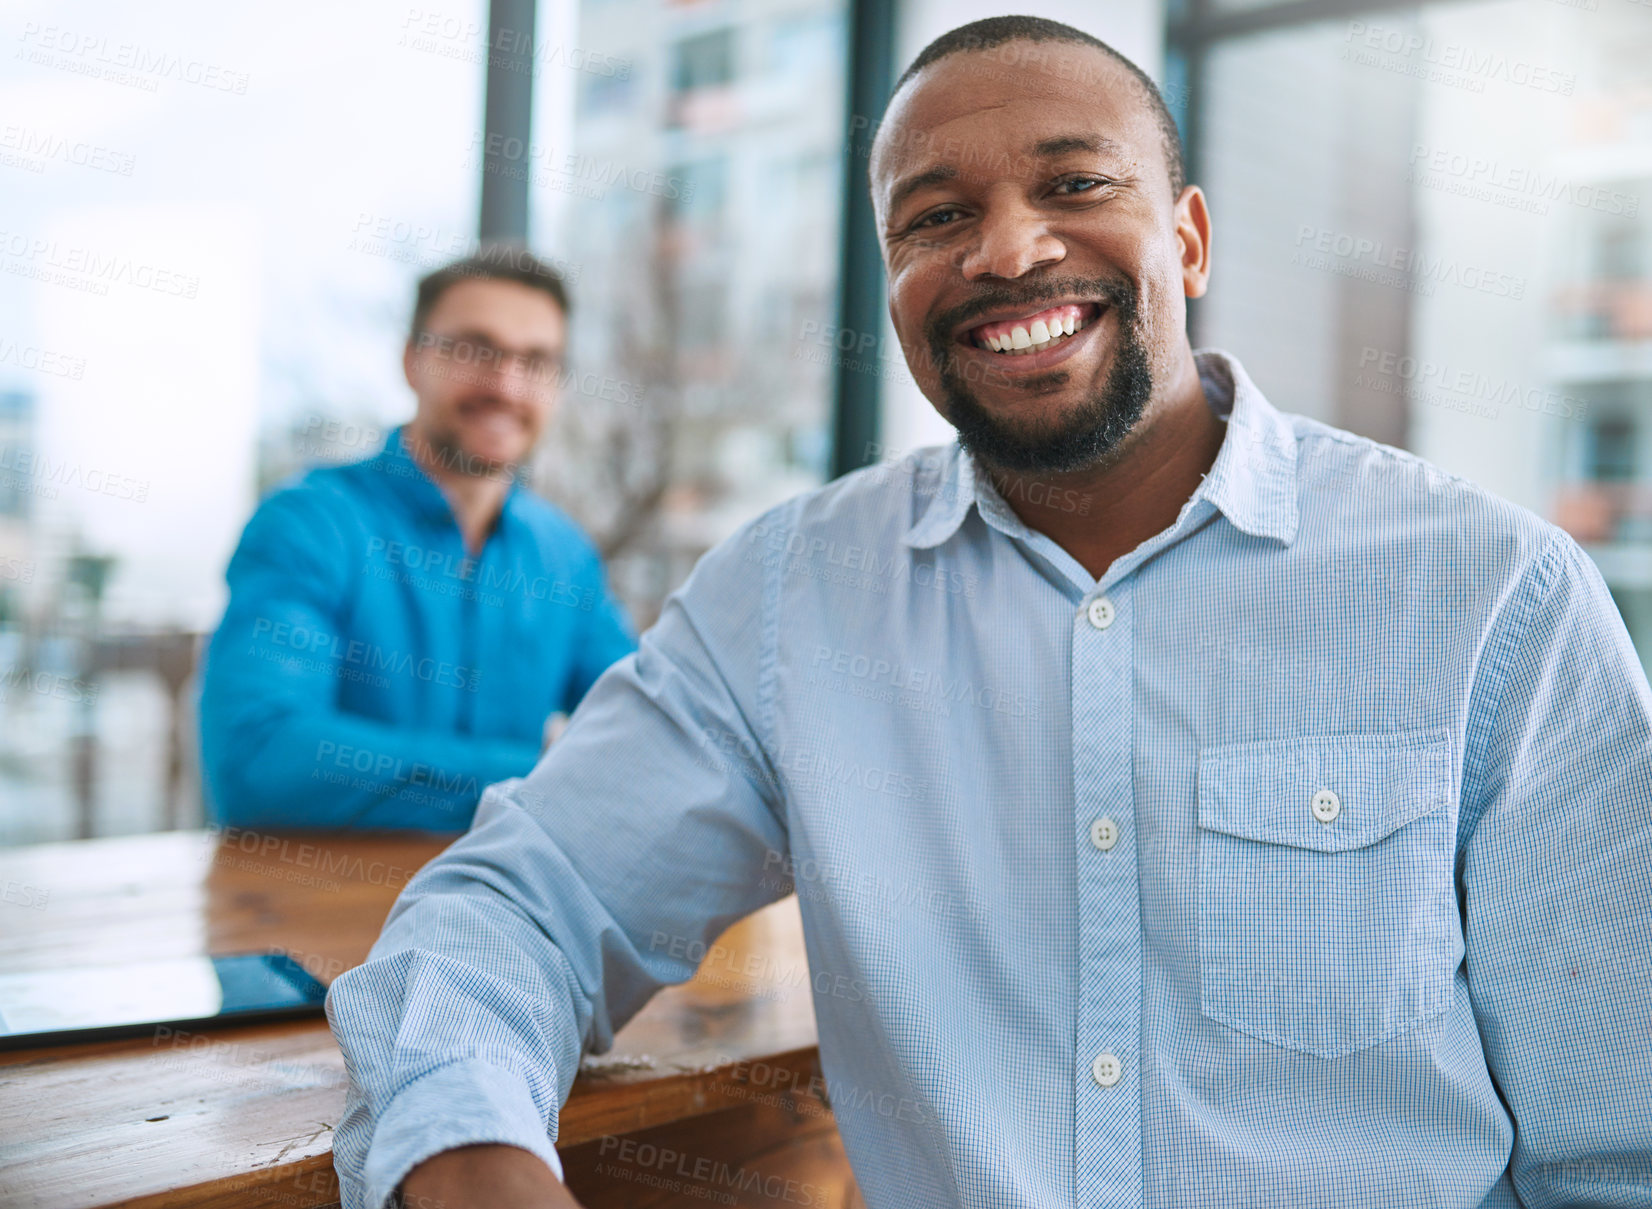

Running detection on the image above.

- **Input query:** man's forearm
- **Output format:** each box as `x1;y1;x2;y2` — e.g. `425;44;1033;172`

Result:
206;705;540;830
399;1145;580;1209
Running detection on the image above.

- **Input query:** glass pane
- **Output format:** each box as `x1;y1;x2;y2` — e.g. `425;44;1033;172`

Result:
532;0;847;627
0;0;486;842
1197;0;1652;680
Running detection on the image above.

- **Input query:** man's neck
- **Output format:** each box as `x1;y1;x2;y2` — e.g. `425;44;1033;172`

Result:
405;430;511;555
981;353;1227;583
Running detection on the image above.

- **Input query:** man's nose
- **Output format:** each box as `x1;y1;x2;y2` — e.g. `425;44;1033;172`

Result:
483;356;538;399
958;207;1066;280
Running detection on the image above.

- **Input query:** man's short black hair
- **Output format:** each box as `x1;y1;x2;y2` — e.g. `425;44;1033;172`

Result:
890;16;1186;197
410;244;571;342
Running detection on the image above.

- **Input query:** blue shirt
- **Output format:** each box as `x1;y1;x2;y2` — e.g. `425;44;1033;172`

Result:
200;426;636;830
326;351;1652;1207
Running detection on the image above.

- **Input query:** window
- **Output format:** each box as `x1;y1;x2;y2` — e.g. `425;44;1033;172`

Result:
532;0;847;628
0;0;487;841
1183;0;1652;669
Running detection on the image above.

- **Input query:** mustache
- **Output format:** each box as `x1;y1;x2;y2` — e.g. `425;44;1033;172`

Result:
927;274;1138;345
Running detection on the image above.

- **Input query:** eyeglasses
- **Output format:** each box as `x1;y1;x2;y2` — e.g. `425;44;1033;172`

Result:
412;329;563;385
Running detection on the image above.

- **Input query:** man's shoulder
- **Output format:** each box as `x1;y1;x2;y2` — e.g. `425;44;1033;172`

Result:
248;461;375;529
223;465;381;585
741;444;956;540
676;446;954;595
1284;412;1561;556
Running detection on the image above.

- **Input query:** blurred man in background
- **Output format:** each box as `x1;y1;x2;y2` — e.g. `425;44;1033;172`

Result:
199;247;636;830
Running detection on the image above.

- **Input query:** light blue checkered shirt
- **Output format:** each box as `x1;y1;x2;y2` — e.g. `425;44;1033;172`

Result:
328;350;1652;1208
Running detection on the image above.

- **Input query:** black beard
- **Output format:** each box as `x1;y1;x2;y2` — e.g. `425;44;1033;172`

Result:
925;274;1153;476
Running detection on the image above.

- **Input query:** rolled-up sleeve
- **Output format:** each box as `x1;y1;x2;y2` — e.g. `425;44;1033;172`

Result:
325;523;791;1209
1460;530;1652;1206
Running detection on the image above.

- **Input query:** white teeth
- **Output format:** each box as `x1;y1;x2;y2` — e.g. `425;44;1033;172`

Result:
975;309;1095;355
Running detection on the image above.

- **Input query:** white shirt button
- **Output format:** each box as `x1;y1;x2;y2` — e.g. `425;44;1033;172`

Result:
1311;788;1341;823
1091;1052;1122;1087
1086;597;1116;629
1089;816;1119;851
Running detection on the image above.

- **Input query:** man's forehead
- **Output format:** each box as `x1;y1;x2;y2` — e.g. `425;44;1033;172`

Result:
428;279;563;322
871;42;1145;184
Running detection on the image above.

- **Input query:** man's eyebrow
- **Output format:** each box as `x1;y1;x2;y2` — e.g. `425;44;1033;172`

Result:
433;327;560;357
885;165;959;218
1031;133;1126;159
884;135;1130;216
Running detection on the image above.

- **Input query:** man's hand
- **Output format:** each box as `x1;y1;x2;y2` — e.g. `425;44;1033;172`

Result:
399;1144;582;1209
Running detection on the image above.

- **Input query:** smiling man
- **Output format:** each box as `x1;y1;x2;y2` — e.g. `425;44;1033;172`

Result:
327;18;1652;1209
200;249;636;830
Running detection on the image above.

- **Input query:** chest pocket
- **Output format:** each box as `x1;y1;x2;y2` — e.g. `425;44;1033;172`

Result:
1196;729;1458;1058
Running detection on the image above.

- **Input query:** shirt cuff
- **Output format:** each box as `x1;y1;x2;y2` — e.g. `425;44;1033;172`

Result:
361;1059;565;1209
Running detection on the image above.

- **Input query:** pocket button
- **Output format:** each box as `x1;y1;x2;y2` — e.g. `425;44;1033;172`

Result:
1310;788;1341;823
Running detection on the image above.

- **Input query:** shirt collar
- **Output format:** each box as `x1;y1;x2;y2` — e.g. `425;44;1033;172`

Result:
367;424;527;533
903;348;1299;550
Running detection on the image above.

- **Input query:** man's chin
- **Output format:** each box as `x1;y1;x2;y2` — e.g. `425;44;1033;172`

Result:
943;387;1143;476
465;448;528;478
420;431;531;479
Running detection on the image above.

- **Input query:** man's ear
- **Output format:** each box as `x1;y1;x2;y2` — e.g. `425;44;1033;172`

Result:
402;341;419;392
1175;184;1212;299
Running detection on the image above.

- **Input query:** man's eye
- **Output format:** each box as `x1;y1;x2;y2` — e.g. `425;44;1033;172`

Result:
912;207;963;230
1054;177;1108;195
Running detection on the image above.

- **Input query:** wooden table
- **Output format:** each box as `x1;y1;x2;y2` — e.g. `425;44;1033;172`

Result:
0;831;859;1208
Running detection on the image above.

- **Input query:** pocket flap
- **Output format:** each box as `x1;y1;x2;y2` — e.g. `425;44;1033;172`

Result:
1197;728;1453;853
